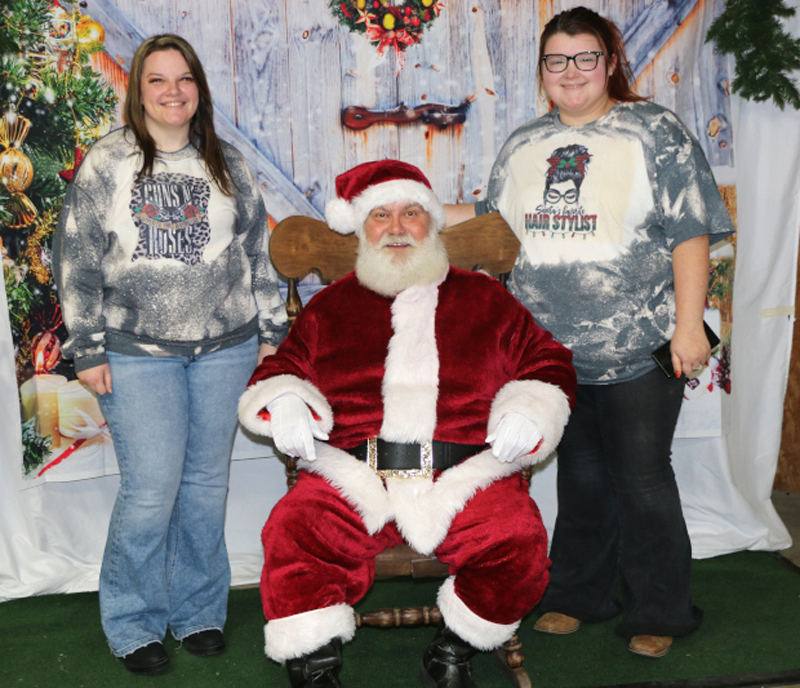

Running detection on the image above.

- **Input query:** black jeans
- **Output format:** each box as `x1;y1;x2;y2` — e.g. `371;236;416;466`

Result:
539;367;703;639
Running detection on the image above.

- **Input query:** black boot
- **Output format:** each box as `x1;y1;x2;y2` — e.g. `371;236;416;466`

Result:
419;625;478;688
286;638;343;687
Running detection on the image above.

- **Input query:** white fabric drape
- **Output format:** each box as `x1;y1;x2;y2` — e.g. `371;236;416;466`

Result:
669;5;800;558
2;5;800;601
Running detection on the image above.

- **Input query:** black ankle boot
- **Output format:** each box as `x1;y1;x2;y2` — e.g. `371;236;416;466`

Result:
286;638;343;687
419;625;478;688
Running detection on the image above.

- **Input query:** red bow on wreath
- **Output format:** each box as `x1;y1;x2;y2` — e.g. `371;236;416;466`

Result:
366;24;419;75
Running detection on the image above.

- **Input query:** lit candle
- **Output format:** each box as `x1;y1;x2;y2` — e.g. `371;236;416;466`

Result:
19;353;68;445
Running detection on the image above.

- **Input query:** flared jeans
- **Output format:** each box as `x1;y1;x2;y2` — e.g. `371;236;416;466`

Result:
97;336;257;656
539;367;703;638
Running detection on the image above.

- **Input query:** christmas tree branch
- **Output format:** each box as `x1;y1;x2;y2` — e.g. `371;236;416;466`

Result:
706;0;800;110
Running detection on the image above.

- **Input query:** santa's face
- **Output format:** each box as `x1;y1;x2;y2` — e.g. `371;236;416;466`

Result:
363;201;432;261
355;200;448;298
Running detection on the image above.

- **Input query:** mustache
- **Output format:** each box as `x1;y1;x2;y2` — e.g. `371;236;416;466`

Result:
377;232;418;248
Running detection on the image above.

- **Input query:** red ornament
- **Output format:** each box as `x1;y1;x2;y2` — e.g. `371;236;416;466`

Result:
58;146;85;183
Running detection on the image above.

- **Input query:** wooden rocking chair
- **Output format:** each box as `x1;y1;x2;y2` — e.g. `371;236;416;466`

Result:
268;212;532;688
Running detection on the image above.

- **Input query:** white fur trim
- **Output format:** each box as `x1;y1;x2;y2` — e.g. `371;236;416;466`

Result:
325;179;446;236
387;449;518;554
487;380;571;467
238;374;333;437
302;444;393;535
380;281;441;442
324;197;359;235
437;577;519;651
301;445;516;551
264;604;356;662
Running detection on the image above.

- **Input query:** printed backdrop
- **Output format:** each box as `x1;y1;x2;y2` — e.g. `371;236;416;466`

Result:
2;0;797;600
3;0;735;487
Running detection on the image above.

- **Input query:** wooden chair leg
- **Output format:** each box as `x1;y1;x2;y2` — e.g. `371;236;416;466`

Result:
355;605;442;628
491;633;532;688
355;608;531;688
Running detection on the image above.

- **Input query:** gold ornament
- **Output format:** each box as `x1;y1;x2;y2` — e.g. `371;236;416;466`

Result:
24;207;60;285
0;113;38;228
0;148;33;194
76;15;106;53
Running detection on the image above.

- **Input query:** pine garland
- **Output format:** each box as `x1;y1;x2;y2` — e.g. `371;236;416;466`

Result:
706;0;800;110
21;416;52;475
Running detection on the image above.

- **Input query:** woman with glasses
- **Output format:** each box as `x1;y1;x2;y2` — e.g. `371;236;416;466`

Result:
445;6;734;658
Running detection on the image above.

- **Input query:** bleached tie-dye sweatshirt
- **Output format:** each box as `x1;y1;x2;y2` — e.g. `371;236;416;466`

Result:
53;127;287;372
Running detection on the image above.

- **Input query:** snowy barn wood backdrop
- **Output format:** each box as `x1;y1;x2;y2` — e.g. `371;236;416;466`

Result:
90;0;733;219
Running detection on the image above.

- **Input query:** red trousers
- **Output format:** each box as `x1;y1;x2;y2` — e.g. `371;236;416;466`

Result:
261;470;550;626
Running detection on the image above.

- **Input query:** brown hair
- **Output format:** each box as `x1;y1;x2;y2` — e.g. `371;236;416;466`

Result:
124;33;235;195
538;6;646;104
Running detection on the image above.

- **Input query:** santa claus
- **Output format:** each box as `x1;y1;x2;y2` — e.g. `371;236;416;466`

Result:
238;159;577;688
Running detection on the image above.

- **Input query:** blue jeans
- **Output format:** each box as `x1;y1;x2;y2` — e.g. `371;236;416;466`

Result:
97;337;257;656
539;367;702;639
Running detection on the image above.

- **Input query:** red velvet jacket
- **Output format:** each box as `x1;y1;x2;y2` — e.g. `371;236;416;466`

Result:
245;267;576;450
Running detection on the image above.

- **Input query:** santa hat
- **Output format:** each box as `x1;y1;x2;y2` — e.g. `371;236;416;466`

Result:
324;159;446;236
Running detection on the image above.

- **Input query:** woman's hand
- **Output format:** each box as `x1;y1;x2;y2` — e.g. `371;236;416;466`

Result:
77;363;113;396
670;322;711;378
257;343;278;365
443;203;477;227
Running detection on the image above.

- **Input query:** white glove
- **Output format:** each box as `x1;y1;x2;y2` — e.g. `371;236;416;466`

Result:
266;394;329;461
486;412;543;463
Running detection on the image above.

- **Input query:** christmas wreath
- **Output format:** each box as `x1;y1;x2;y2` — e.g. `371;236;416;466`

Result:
330;0;445;73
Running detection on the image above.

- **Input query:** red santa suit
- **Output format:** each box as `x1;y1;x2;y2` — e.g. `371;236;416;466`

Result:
239;265;576;663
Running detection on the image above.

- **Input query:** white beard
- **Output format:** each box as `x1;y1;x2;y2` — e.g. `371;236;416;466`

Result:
355;230;450;297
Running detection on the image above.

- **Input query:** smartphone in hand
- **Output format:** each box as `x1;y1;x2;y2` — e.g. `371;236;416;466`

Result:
652;322;720;378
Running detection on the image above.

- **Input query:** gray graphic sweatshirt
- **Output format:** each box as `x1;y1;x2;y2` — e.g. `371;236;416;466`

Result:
53;128;287;372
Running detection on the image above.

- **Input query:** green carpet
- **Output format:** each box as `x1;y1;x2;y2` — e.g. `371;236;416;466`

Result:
2;551;800;687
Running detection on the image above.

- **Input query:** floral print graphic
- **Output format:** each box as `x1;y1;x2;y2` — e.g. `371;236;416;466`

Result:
130;172;211;265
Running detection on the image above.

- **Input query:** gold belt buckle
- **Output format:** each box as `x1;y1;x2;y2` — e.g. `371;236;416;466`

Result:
366;437;434;479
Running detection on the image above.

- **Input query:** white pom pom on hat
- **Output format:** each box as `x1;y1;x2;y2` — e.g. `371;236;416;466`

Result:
324;159;446;236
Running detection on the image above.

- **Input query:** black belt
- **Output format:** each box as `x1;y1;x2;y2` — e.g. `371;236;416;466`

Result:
351;438;486;478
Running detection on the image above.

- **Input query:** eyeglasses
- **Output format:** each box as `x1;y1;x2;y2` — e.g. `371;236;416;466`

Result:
542;51;604;73
545;188;579;204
